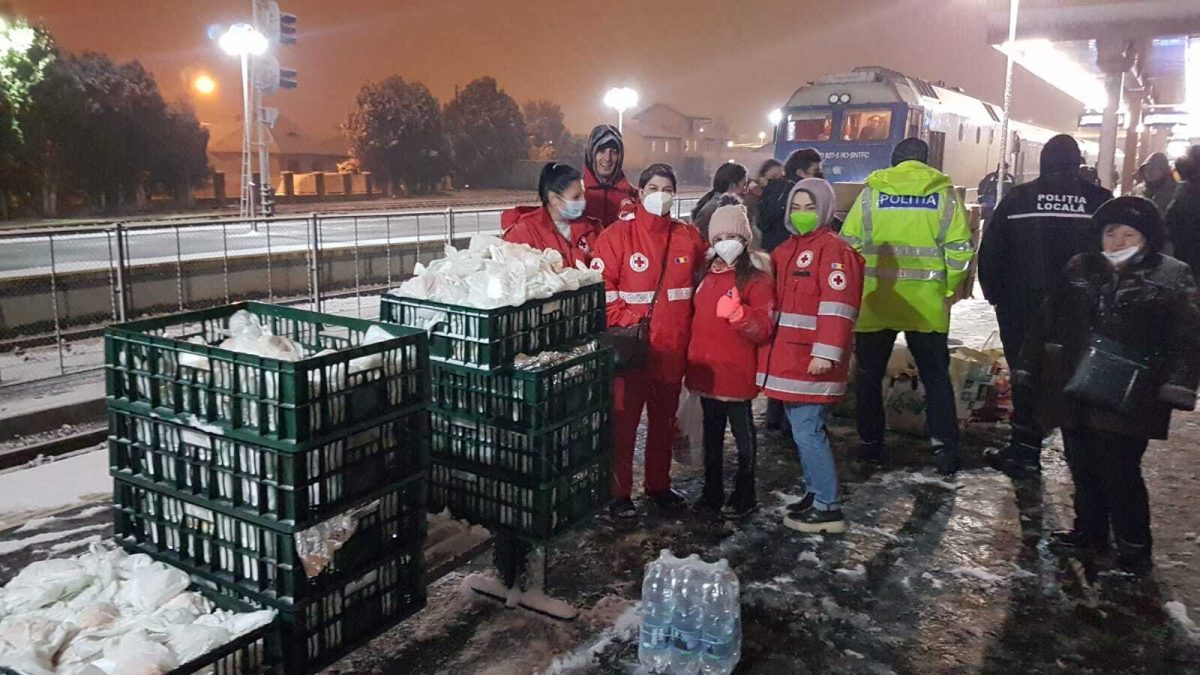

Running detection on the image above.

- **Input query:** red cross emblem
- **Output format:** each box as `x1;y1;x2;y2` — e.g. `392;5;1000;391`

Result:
797;250;815;268
828;270;848;291
629;252;650;273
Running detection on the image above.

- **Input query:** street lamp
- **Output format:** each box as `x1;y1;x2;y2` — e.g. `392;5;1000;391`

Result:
604;87;639;133
219;24;268;220
768;109;783;144
193;74;217;95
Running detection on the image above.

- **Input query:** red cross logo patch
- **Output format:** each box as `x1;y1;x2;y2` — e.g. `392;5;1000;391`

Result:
629;252;650;273
590;258;605;272
577;238;591;254
828;270;848;291
797;250;815;268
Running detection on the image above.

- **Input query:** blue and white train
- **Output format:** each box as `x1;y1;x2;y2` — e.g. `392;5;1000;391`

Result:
771;66;1096;190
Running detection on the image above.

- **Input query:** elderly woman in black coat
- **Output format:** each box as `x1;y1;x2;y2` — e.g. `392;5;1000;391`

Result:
1016;196;1200;576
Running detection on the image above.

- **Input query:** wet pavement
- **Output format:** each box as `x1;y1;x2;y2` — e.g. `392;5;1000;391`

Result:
2;409;1198;674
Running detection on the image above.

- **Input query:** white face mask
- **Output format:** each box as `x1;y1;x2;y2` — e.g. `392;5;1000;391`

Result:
1103;246;1140;266
559;199;586;221
642;191;674;216
713;239;745;265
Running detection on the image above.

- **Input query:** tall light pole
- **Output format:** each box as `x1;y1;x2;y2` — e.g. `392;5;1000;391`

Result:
995;0;1020;204
219;23;268;220
768;109;783;145
604;87;639;133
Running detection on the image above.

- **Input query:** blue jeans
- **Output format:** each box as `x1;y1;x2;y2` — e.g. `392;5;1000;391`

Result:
784;404;840;511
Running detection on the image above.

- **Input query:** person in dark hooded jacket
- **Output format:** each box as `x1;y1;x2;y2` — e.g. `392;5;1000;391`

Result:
1165;145;1200;273
978;135;1113;476
1016;196;1200;576
583;125;639;226
1133;152;1179;217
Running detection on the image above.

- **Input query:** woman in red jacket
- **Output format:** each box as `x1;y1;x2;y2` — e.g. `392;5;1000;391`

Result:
686;203;775;516
593;163;707;518
502;163;602;268
758;178;865;534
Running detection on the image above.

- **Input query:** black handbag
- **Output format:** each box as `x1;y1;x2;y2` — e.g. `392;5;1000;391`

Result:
1063;334;1156;415
603;230;674;373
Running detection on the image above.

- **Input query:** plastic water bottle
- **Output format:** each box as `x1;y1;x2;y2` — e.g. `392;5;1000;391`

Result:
638;551;678;672
699;567;741;675
669;556;706;674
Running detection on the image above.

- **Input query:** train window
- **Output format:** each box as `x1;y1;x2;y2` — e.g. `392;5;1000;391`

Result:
842;110;892;142
976;128;982;144
786;112;832;142
958;123;965;142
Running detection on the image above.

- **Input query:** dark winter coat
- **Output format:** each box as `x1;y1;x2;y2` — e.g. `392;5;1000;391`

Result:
1017;247;1200;440
978;173;1113;311
1165;180;1200;274
756;177;794;252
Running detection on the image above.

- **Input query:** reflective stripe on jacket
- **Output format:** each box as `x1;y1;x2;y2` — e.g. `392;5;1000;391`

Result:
840;161;973;333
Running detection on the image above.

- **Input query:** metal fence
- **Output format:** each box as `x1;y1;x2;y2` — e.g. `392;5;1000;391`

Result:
0;197;700;387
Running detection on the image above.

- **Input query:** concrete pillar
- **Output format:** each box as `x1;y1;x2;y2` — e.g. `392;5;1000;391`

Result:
313;172;326;197
1096;37;1133;191
282;172;295;197
1121;94;1144;195
342;172;353;195
364;172;374;196
1097;72;1123;190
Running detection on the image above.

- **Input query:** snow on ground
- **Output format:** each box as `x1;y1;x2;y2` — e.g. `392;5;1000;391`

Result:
0;448;108;527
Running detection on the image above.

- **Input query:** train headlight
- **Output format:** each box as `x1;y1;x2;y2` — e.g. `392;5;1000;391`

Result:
828;94;840;105
839;93;852;104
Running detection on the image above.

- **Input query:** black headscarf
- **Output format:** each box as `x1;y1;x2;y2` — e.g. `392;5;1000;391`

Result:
1093;196;1166;253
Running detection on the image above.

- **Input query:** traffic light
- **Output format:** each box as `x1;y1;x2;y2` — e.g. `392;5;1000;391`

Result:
279;67;298;89
264;1;297;45
256;54;298;92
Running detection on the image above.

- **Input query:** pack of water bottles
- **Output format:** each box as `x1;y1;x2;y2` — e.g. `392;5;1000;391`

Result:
638;550;742;675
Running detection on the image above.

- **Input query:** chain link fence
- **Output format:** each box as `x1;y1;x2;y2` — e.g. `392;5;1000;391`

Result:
0;197;700;387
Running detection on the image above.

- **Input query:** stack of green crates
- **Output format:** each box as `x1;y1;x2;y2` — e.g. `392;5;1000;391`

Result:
105;302;430;674
380;283;613;542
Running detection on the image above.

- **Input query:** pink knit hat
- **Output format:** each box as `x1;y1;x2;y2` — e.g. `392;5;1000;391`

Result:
707;204;753;243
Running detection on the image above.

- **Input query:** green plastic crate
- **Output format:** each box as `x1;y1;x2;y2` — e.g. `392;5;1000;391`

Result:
186;548;424;675
430;405;610;485
167;588;281;674
379;283;605;371
428;453;610;541
110;406;428;531
105;302;429;451
113;474;426;610
430;346;612;431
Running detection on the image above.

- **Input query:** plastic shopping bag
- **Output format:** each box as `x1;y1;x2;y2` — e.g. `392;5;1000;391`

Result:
674;389;704;467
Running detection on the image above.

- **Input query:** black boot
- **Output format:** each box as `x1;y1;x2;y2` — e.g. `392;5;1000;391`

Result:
1048;529;1109;556
933;445;961;476
984;441;1042;478
855;442;888;466
1115;540;1153;577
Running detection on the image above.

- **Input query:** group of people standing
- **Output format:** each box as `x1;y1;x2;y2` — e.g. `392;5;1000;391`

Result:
980;139;1200;576
502;124;1200;576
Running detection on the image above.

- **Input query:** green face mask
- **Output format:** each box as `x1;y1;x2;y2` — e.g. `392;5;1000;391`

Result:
790;210;820;235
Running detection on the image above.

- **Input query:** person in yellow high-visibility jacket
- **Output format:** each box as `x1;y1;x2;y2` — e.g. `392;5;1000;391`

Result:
840;138;974;475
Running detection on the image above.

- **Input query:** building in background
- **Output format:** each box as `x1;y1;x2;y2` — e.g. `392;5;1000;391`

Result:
623;103;738;185
207;114;350;186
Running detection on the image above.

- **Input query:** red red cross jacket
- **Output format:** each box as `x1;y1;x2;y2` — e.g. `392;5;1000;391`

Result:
583;167;638;226
501;206;602;268
593;206;707;380
757;229;865;404
686;257;776;401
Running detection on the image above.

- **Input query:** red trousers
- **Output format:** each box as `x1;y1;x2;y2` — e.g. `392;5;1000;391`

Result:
613;363;683;500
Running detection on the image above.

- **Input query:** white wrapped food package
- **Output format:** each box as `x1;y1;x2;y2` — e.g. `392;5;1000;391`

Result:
0;544;276;674
391;237;601;309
